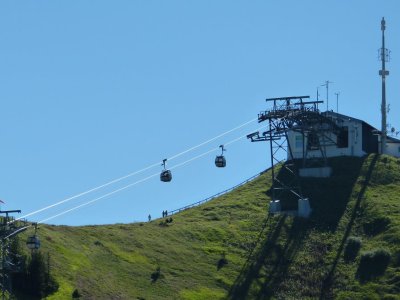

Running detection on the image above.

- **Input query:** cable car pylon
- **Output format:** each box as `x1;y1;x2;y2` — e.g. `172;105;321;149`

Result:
160;159;172;182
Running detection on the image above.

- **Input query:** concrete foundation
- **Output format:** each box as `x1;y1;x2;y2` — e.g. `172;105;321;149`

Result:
299;167;332;178
298;198;312;218
269;200;281;214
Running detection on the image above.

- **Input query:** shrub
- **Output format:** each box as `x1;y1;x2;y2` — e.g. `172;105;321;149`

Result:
217;253;228;270
357;248;391;281
72;288;81;298
363;216;390;236
344;236;362;262
336;291;380;300
151;267;161;282
393;250;400;267
383;295;400;300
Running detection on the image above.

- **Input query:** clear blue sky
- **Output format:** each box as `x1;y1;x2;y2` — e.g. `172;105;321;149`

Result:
0;1;399;225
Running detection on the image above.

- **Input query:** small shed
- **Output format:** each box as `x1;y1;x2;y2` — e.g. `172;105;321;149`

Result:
386;136;400;157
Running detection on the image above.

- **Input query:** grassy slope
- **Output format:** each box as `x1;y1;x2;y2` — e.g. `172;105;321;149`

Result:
21;154;400;299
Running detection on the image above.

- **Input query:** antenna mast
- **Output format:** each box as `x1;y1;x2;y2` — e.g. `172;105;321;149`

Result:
379;17;390;154
321;80;333;111
335;92;340;114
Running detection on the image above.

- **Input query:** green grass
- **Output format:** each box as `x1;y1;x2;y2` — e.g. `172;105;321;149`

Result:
16;154;400;299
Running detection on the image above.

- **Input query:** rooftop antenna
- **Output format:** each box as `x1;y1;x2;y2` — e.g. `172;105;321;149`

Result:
316;87;320;101
321;80;334;111
379;17;390;154
335;92;340;114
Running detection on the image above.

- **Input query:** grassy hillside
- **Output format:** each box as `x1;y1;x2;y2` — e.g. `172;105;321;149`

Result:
17;154;400;299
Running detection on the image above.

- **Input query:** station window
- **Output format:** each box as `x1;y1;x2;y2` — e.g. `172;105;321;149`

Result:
307;133;319;150
337;127;349;148
295;135;303;149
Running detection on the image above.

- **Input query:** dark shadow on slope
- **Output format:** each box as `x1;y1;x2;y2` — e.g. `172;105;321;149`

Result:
228;156;366;299
319;154;378;299
267;157;365;231
228;215;311;300
256;217;310;300
228;215;285;299
300;156;366;231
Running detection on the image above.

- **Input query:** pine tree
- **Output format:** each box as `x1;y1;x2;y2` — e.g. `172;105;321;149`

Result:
28;251;47;297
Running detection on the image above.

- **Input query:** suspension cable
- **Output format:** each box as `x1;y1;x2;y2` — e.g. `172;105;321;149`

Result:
35;125;267;224
14;117;257;222
38;172;160;224
168;118;256;160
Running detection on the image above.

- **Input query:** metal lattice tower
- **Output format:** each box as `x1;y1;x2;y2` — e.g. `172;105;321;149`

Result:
247;95;343;212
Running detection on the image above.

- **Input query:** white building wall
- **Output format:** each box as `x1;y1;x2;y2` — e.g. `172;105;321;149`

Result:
386;142;400;157
288;118;366;160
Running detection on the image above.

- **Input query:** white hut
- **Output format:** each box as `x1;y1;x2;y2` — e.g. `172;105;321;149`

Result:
287;111;400;177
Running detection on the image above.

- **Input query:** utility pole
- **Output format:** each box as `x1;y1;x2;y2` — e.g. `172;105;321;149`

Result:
321;80;333;111
379;17;390;154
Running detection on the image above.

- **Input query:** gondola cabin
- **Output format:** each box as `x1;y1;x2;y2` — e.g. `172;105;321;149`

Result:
215;155;226;167
26;235;40;250
160;159;172;182
160;170;172;182
215;145;226;167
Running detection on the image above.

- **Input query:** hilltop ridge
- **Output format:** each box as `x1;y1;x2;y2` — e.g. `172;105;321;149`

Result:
17;154;400;299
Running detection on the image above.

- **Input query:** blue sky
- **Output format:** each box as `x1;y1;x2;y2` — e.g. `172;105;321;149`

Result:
0;1;399;225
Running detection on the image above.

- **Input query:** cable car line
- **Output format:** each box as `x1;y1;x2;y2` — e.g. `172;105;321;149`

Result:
38;172;161;224
168;118;256;160
169;134;250;171
32;125;268;225
12;117;257;223
14;162;161;223
38;148;223;223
